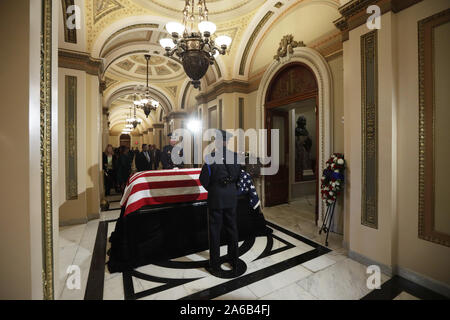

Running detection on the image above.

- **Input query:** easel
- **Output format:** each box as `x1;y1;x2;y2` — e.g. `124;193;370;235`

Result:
319;200;336;247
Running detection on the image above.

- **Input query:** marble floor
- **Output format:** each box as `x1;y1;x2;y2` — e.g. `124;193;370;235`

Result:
58;194;439;300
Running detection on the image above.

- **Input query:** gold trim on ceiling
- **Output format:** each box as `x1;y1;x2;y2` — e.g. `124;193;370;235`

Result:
93;0;124;24
99;23;160;57
144;0;255;16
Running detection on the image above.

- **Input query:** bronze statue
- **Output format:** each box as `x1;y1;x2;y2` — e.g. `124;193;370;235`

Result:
295;116;312;181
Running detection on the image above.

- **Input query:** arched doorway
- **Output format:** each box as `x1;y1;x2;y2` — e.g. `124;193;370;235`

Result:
256;46;333;226
264;62;319;222
120;134;131;148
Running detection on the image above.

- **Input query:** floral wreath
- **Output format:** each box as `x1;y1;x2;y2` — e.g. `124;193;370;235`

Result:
321;153;345;205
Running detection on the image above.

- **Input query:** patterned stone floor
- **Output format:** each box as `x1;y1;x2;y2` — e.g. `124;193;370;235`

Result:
58;193;444;300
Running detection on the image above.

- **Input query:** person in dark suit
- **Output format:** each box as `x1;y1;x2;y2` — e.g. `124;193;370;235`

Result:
116;145;131;193
135;144;152;172
102;144;116;196
161;133;184;169
199;130;241;276
153;144;161;170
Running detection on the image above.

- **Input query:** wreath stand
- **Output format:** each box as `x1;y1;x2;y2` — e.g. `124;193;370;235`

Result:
319;200;336;247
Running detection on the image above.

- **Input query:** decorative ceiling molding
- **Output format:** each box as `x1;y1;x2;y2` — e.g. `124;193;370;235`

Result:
106;84;174;115
99;23;160;57
104;76;119;89
308;31;343;60
180;82;191;110
58;49;104;76
273;35;305;61
213;60;222;79
61;0;77;44
103;49;149;75
239;11;274;76
334;0;423;41
93;0;124;24
165;86;177;98
132;0;263;20
274;2;283;9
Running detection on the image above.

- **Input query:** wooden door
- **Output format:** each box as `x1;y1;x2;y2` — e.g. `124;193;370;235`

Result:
265;109;289;207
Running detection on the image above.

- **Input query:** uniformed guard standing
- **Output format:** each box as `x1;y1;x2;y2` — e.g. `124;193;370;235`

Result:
161;133;184;169
199;130;241;276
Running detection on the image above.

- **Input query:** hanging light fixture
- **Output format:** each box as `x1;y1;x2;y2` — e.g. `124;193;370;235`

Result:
159;0;232;89
126;106;142;129
134;54;160;117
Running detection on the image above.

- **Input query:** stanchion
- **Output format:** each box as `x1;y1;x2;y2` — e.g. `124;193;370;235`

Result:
318;200;336;247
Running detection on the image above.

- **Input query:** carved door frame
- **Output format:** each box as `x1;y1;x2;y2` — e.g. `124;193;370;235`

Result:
256;47;334;225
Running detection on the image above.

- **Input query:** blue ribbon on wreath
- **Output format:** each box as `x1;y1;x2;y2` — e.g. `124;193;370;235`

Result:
322;169;344;182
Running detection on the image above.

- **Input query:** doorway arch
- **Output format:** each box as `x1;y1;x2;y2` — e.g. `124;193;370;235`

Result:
256;46;333;223
264;63;319;215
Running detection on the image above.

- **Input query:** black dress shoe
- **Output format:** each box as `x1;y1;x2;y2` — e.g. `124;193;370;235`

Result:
206;265;221;276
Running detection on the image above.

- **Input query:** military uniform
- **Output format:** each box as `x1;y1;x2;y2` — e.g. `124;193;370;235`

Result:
161;133;184;169
199;131;241;274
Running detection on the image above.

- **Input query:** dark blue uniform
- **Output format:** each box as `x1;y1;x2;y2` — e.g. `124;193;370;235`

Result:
161;145;184;169
199;148;241;272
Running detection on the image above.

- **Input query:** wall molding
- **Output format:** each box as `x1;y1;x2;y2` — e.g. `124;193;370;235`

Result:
164;111;188;122
196;79;261;104
152;123;165;129
41;0;54;300
348;249;393;276
65;75;78;201
418;8;450;247
58;49;103;76
361;30;378;229
349;249;450;298
334;0;424;41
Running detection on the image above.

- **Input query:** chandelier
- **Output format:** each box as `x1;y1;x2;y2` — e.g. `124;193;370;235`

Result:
159;0;232;89
133;54;160;117
126;106;142;129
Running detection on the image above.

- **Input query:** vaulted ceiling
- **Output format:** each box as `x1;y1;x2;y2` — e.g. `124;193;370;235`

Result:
60;0;345;135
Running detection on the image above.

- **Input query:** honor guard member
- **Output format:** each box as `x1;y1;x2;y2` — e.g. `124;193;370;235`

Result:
199;130;241;276
161;132;184;169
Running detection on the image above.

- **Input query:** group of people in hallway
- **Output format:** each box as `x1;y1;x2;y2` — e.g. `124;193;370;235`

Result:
102;143;162;195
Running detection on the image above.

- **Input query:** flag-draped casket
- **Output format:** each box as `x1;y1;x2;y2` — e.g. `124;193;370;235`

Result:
108;168;269;272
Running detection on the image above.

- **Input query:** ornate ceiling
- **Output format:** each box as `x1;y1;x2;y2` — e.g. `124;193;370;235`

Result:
76;0;343;136
130;0;265;21
108;54;184;81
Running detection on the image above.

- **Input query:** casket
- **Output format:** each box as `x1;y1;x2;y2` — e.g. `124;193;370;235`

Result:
107;168;270;273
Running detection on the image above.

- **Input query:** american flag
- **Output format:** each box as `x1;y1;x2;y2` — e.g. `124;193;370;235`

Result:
237;169;260;209
120;168;208;217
